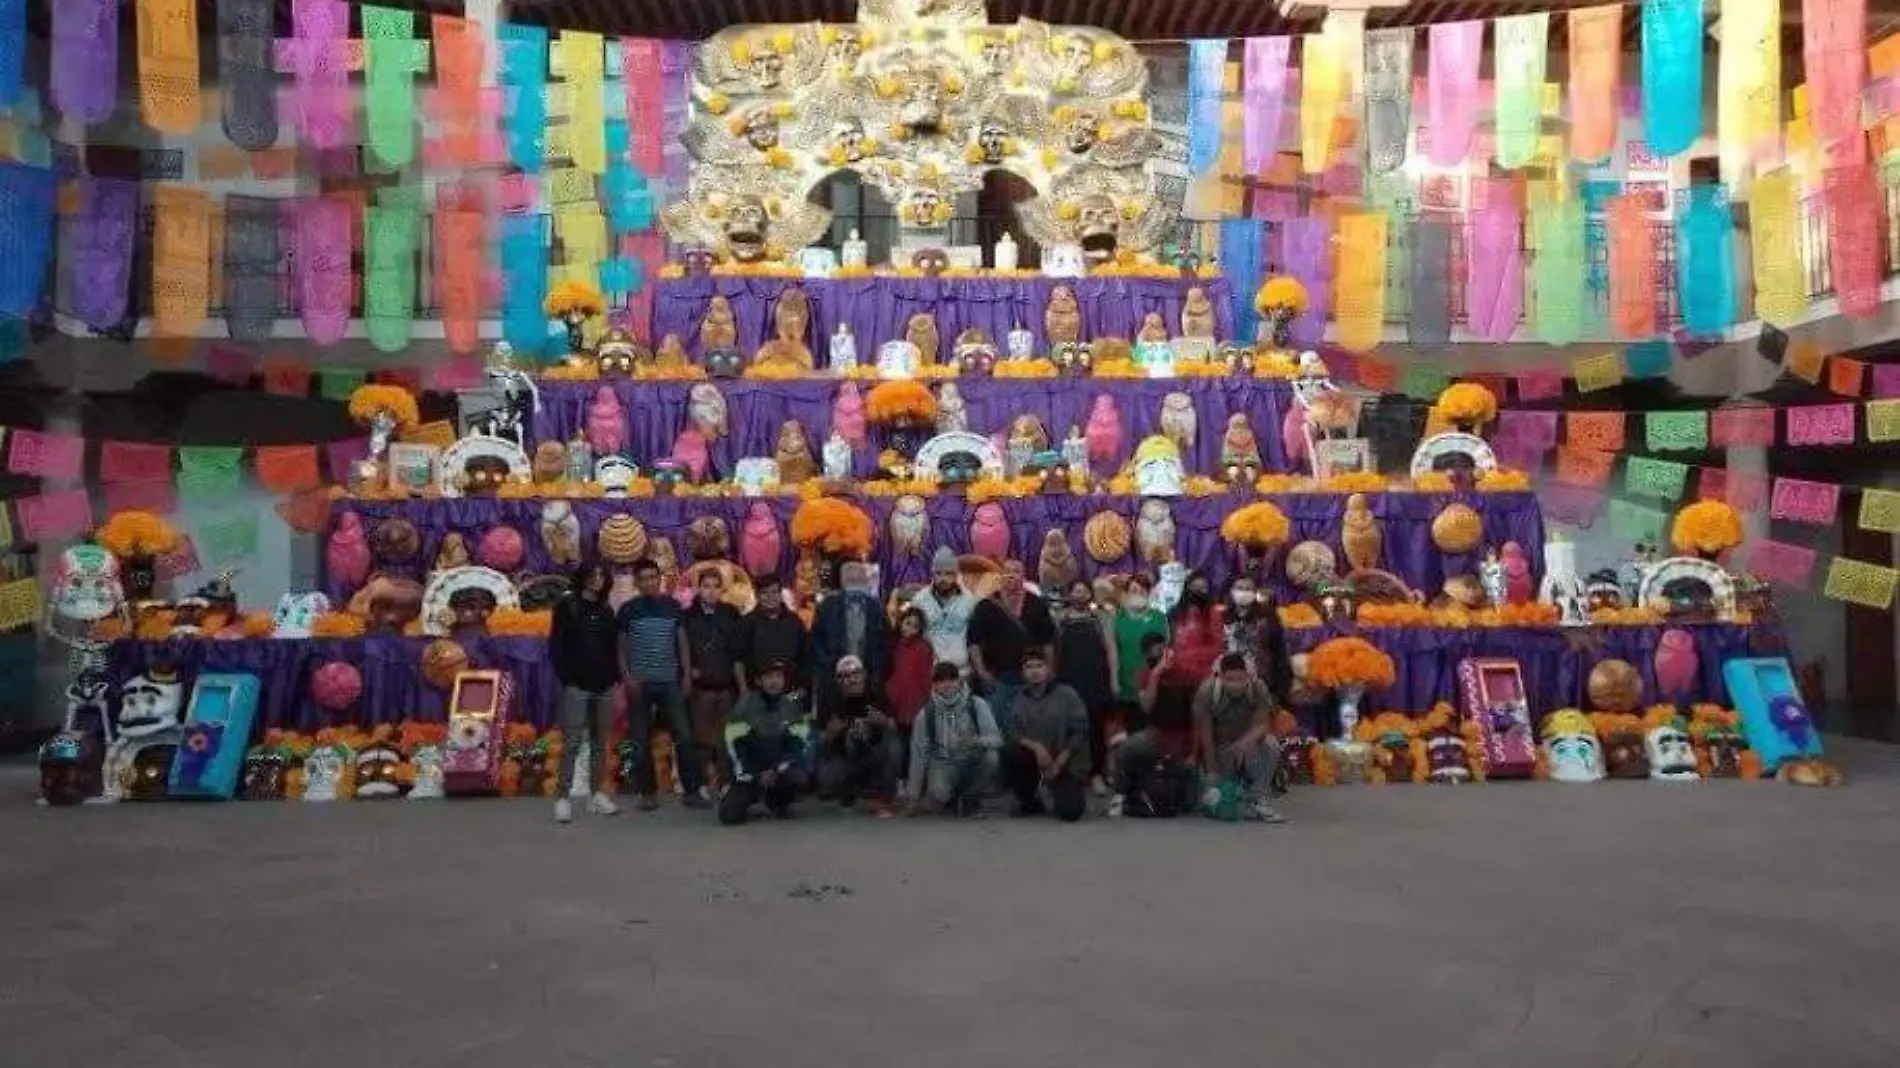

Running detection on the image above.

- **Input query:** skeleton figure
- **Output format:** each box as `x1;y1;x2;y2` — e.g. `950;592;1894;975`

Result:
477;367;538;449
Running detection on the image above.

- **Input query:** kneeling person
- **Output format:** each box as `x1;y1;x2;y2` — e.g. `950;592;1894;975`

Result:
819;655;902;817
1194;654;1287;823
906;661;1001;816
719;659;812;825
1000;649;1090;821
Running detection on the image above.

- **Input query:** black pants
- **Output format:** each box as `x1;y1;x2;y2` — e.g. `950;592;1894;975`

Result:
718;769;807;825
999;742;1086;822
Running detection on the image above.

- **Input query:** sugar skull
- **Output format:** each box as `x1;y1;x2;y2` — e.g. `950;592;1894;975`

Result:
461;455;512;497
1425;731;1471;784
1540;710;1603;783
353;741;407;799
594;328;646;378
1645;721;1698;780
1600;724;1650;779
118;667;184;739
52;545;124;624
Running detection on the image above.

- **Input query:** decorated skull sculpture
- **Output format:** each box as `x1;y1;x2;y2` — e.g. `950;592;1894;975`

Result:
1076;195;1122;263
1541;711;1604;783
118;667;185;739
1645;721;1699;781
724;196;771;262
594;328;647;378
52;545;125;624
704;346;746;379
1425;731;1472;784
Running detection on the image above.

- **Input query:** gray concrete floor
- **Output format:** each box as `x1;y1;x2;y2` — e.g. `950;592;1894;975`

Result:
3;743;1899;1068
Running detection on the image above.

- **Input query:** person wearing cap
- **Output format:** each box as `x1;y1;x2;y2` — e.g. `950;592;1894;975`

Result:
810;560;889;720
817;654;902;817
912;547;978;673
906;661;1001;817
998;647;1090;821
718;658;813;825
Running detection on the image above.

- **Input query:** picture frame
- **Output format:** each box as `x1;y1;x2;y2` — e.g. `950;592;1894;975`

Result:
1313;438;1374;480
387;443;440;494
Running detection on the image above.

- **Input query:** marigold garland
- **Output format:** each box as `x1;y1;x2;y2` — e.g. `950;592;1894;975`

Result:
1277;603;1323;628
1253;353;1299;379
310;612;368;638
1219;501;1291;550
743;362;806;381
1173;360;1230;378
134;611;177;641
1408;472;1455;493
635;363;708;381
542;361;600;382
865;380;939;424
1590;606;1663;625
1253;473;1311;493
1320;472;1388;493
992;360;1059;379
1476;468;1531;492
1432;382;1499;426
486;607;553;637
1306;636;1397;690
965;476;1043;503
347;384;421;431
95;511;181;559
1671;499;1745;556
1089;359;1144;379
1588;711;1645;740
1358;602;1434;627
790;496;875;558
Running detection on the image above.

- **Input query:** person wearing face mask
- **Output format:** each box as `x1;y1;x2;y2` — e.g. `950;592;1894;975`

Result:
1112;574;1170;728
682;568;746;789
1165;569;1226;686
999;649;1090;821
1053;578;1116;794
906;661;1002;817
811;561;890;725
1107;632;1199;818
913;547;978;673
1224;576;1291;706
718;659;813;825
1193;654;1287;822
964;559;1054;734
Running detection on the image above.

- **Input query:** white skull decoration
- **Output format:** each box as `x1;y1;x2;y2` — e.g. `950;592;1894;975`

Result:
118;670;184;739
52;545;124;624
271;592;332;639
1645;724;1699;781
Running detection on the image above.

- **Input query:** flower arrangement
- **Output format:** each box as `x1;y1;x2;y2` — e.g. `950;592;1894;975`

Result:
95;511;181;559
543;279;605;320
1476;468;1531;492
347;384;421;431
1431;382;1499;428
1182;476;1228;497
1482;602;1562;627
860;477;940;497
1353;712;1426;784
865;380;938;424
1254;276;1309;320
1277;603;1323;629
1320;472;1388;494
993;360;1059;379
1642;703;1682;731
1306;636;1396;690
790;497;875;558
134;610;177;641
1671;499;1744;557
914;363;960;380
1358;602;1434;627
1173;360;1230;378
743;362;806;381
238;612;277;638
966;476;1043;503
711;261;804;278
310;612;368;638
1687;703;1738;735
1219;501;1291;550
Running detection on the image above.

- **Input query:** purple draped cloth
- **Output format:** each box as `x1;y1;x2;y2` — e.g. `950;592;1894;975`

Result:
647;275;1236;364
533;376;1296;480
109;636;561;734
329;491;1545;604
1286;621;1780;715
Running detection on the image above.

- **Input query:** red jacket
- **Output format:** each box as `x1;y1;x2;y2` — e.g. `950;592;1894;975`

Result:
886;635;935;727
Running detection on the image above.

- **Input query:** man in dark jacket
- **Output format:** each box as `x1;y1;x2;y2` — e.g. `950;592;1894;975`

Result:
810;562;889;721
817;655;902;816
998;648;1090;821
718;659;813;825
740;574;808;696
550;563;620;823
682;567;746;786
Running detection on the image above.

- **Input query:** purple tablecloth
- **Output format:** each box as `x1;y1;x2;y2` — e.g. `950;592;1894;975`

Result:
531;376;1298;478
1285;622;1786;714
331;491;1544;603
648;275;1236;364
109;637;561;735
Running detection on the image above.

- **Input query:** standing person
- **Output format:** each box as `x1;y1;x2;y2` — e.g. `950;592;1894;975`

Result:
965;559;1054;733
999;648;1090;822
739;573;809;700
549;562;620;823
810;561;889;719
1052;578;1117;795
1223;575;1291;705
1192;654;1288;823
913;547;978;673
818;655;902;816
682;567;746;789
1166;569;1226;686
1112;573;1169;730
718;659;812;825
615;558;709;811
906;662;1001;817
886;605;936;781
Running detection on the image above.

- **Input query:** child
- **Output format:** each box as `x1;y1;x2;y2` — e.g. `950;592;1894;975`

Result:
886;606;934;782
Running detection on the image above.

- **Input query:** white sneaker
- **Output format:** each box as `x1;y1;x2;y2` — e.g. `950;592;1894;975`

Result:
1247;799;1288;824
587;792;620;816
1106;794;1125;819
554;798;573;824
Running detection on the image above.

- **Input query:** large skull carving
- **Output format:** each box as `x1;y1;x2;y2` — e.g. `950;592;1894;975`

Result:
980;36;1014;76
833;120;870;164
1064;109;1101;154
52;545;124;624
741;110;781;152
904;188;947;229
828;29;863;69
724;197;769;262
901;77;946;137
747;50;785;92
1077;195;1120;263
977;121;1010;164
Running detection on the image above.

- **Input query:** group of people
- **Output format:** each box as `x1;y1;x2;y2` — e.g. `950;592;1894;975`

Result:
548;546;1294;826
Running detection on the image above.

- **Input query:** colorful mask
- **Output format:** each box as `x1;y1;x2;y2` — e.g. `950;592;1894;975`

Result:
353;742;406;799
118;669;184;739
1645;723;1698;781
1541;710;1604;783
1425;732;1471;784
52;545;124;623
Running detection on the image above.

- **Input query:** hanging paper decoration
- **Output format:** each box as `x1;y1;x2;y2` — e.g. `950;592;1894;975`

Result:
1824;557;1900;610
498;23;549;173
1466;189;1523;342
1531;198;1585;346
364;199;419;353
222;196;278;342
434;186;487;355
1642;0;1703;157
1606;194;1656;338
1677;186;1735;334
1805;0;1867;165
1717;0;1780;181
623;39;666;177
1827;164;1881;318
1407;217;1452;344
1280;216;1331;346
429;14;490;168
362;6;428;172
150;186;210;342
500;212;550;356
137;0;201;134
1493;14;1548;169
1219;218;1264;343
295;195;354;345
68;177;137;330
1750;168;1805;325
217;0;276;149
1242;37;1290;174
1427;21;1483;167
1334;214;1387;352
1566;6;1622;162
1187;40;1227;174
276;0;356;151
1299;33;1341;174
1361;28;1413;174
52;0;118;124
0;0;22;107
556;31;608;175
661;42;694;201
0;162;53;314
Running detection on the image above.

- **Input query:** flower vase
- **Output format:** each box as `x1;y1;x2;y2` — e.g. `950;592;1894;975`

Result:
1334;684;1366;741
1326;684;1372;782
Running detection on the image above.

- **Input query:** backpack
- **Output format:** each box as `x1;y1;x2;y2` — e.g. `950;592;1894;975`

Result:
1125;752;1197;818
924;697;982;750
